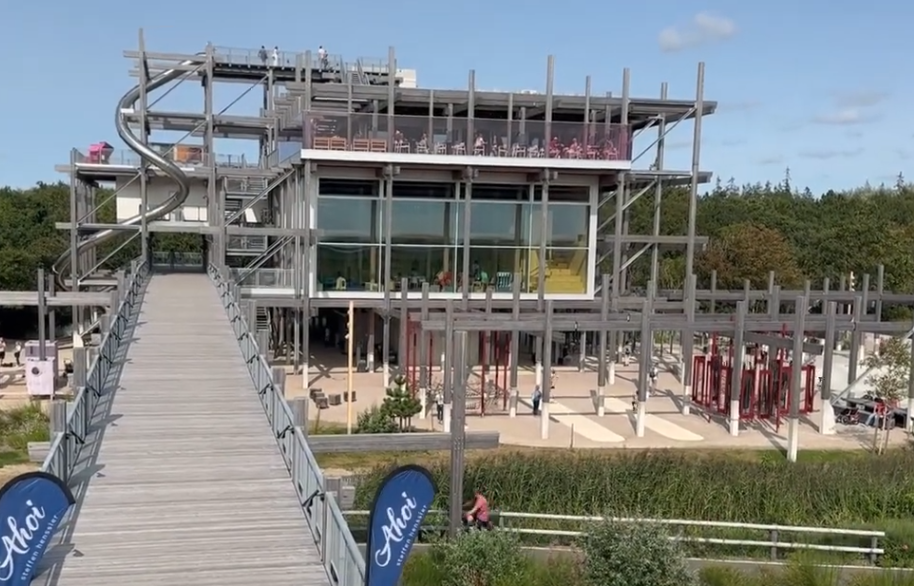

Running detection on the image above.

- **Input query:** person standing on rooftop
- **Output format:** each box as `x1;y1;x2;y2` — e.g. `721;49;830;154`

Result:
258;46;267;65
318;45;328;70
271;46;280;67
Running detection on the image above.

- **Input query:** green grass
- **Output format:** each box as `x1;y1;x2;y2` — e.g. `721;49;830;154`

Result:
402;552;914;586
315;446;883;471
0;402;49;464
0;450;27;467
348;447;914;566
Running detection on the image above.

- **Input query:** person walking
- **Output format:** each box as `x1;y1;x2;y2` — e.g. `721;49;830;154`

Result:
434;389;444;423
0;338;6;366
13;342;22;367
531;385;542;416
258;45;268;65
271;46;280;67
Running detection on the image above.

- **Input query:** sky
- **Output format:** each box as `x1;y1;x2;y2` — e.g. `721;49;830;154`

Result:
0;0;908;193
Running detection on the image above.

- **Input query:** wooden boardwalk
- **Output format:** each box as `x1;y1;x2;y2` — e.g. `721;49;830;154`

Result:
39;274;329;586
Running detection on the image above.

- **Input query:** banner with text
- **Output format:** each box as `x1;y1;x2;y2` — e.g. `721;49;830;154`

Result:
364;464;436;586
0;472;75;586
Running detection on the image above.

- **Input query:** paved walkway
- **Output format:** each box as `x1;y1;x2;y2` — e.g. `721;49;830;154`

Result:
37;274;329;586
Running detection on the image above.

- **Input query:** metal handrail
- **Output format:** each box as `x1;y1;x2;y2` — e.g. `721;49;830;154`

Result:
208;265;365;586
342;509;885;560
41;260;148;483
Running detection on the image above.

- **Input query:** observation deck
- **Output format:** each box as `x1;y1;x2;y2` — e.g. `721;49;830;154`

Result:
303;113;633;171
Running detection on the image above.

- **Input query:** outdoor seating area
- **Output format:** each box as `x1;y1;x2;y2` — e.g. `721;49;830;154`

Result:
304;113;632;161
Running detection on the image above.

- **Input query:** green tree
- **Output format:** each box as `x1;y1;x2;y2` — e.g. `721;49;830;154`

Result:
382;374;422;431
862;337;911;454
354;375;422;433
697;222;802;289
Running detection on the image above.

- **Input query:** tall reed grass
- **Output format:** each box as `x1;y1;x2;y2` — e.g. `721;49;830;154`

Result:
358;450;914;565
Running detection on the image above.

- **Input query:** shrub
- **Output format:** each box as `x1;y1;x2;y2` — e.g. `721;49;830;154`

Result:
433;530;527;586
580;519;696;586
0;403;48;452
356;405;398;434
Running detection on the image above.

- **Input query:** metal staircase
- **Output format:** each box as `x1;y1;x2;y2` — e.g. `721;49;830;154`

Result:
256;305;272;333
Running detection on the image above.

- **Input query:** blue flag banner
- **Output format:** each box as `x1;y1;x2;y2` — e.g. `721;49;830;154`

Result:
0;472;74;586
364;464;436;586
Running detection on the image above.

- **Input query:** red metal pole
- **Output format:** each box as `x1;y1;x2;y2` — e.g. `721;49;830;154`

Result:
404;315;411;393
428;334;434;386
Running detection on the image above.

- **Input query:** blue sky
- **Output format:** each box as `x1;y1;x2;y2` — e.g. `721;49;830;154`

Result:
0;0;907;192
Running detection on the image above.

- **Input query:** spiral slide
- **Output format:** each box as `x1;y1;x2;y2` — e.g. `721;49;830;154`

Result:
52;59;201;291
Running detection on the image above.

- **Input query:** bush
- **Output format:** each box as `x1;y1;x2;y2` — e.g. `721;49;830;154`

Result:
0;403;49;452
432;531;528;586
356;405;399;434
580;520;696;586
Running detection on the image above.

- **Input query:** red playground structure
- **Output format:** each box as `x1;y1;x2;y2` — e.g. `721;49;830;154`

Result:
691;330;816;428
402;314;512;415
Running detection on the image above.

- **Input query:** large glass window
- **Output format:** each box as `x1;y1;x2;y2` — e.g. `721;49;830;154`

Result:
542;248;588;294
317;197;381;244
547;203;589;247
391;199;462;245
319;179;379;196
467;247;529;293
316;244;383;291
468;201;526;246
390;246;461;292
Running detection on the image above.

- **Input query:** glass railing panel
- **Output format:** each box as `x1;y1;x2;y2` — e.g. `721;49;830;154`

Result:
304;113;632;161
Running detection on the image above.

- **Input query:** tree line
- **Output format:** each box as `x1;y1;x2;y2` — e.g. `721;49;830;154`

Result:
2;173;913;297
617;172;914;303
0;182;200;291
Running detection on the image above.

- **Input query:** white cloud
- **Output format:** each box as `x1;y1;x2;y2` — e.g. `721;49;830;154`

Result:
798;148;864;160
659;12;737;52
833;91;888;109
812;109;879;126
812;92;886;126
757;155;784;166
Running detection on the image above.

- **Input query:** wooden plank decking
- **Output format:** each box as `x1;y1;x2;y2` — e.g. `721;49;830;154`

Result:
40;274;329;586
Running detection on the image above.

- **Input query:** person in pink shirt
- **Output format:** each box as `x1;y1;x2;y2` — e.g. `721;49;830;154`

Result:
464;487;492;530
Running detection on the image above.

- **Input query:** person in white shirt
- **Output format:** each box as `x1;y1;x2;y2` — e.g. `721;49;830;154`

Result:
318;45;328;70
13;342;22;366
271;46;280;67
0;338;5;366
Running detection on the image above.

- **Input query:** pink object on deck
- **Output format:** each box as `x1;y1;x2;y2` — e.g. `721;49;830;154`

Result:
86;141;114;163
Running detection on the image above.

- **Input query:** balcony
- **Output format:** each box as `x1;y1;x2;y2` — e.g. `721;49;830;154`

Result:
75;142;260;170
302;113;632;167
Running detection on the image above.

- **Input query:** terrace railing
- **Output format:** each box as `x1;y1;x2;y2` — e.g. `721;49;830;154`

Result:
209;265;365;586
41;260;148;483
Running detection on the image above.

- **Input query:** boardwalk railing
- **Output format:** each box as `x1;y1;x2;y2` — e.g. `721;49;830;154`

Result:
41;260;148;483
209;264;365;586
343;510;886;562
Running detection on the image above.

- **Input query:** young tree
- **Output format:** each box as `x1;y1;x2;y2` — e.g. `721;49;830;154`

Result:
382;374;422;431
862;336;911;454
